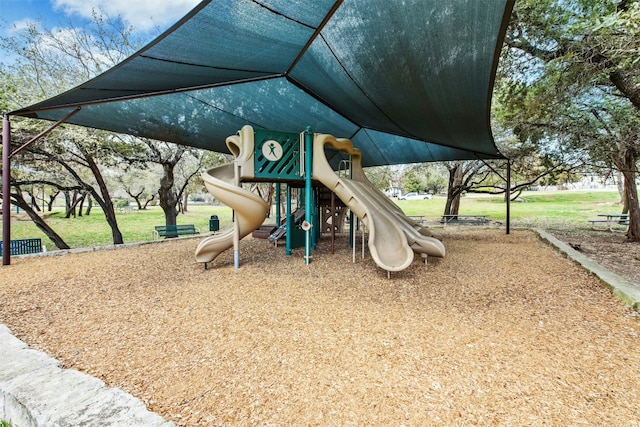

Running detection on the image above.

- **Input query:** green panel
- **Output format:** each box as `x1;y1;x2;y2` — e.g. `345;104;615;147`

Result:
254;129;302;180
289;224;306;249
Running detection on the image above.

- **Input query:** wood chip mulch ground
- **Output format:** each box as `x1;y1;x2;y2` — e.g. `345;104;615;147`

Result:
545;226;640;289
1;229;639;426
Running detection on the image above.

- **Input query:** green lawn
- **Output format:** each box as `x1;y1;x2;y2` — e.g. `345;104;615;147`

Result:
394;190;622;226
1;190;624;251
4;204;234;250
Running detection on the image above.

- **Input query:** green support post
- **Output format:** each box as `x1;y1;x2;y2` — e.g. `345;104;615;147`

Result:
286;184;292;256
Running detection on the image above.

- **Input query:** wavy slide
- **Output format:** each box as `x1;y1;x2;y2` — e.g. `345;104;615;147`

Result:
194;162;269;265
313;134;445;272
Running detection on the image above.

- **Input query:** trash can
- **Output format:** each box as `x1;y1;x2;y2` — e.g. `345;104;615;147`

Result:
209;215;219;232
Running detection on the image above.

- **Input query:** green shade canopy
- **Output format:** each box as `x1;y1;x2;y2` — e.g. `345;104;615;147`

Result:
11;0;514;167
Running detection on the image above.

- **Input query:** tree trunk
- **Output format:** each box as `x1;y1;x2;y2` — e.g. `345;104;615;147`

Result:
621;172;640;242
85;154;123;244
264;184;275;218
65;190;81;218
159;163;179;227
85;194;92;215
12;189;70;250
27;190;41;211
142;194;155;210
77;192;86;217
64;190;72;218
182;191;189;213
47;192;59;211
444;163;463;217
616;171;626;210
614;147;639;242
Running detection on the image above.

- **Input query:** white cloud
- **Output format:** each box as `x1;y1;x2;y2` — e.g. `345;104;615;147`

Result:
51;0;201;31
9;17;40;32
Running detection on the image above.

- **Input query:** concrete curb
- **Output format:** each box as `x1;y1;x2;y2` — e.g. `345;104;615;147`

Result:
10;233;210;260
535;228;640;312
0;325;175;427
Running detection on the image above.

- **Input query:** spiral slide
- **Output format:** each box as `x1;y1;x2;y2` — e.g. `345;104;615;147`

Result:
312;134;445;272
194;163;269;265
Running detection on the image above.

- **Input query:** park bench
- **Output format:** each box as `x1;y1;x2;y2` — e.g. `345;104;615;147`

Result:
589;213;629;231
153;224;200;239
441;214;489;225
0;238;44;255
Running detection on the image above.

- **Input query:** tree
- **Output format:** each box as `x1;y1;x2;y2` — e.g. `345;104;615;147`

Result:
119;168;158;210
364;166;394;192
15;128;126;244
441;161;490;217
10;185;70;250
500;0;640;241
110;135;211;226
0;13;141;99
401;169;424;194
399;163;446;195
1;12;219;243
1;13;145;246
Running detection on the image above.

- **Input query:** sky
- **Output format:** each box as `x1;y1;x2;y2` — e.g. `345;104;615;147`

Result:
0;0;201;36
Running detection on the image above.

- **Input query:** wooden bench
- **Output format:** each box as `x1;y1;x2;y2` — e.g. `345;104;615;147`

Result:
441;214;489;225
153;224;200;239
0;238;44;255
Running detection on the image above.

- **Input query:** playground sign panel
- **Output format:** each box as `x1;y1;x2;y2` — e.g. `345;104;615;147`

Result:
254;129;301;180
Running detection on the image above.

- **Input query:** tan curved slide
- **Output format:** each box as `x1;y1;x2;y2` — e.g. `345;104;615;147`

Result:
313;134;445;271
194;163;269;264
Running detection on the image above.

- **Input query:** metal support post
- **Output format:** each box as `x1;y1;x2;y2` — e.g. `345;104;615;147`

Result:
330;191;335;253
506;159;511;235
2;114;11;265
303;126;313;265
352;217;358;263
233;160;240;269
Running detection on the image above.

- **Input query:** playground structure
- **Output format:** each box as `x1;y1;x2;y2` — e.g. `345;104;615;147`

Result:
194;126;445;272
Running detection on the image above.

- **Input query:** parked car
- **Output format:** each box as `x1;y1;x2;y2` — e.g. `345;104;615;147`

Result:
398;192;432;200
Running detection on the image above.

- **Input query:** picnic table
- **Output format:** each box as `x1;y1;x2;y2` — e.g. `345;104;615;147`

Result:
589;213;629;231
407;214;426;224
441;214;489;225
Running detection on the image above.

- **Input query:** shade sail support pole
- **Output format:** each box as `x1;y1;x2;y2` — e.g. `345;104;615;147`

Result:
2;114;11;265
506;159;511;235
